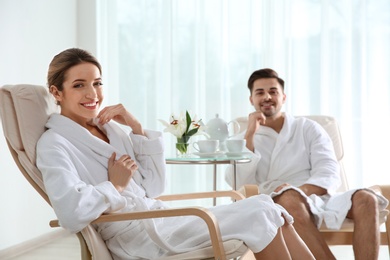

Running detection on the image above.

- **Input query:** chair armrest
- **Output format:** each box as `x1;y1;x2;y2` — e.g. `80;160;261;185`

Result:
376;185;390;208
370;185;390;203
157;190;245;201
369;185;382;194
48;191;243;260
238;185;259;198
50;207;227;259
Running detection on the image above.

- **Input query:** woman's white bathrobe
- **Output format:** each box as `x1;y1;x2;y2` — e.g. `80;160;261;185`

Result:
37;114;293;259
226;113;388;229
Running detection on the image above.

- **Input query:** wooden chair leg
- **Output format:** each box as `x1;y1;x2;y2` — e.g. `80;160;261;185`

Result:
76;232;92;260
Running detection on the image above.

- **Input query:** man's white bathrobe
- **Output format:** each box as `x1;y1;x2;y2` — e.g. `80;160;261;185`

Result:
226;113;388;229
37;114;293;259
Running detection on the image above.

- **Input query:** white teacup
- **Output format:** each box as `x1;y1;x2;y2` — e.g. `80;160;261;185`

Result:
226;139;246;153
193;140;219;153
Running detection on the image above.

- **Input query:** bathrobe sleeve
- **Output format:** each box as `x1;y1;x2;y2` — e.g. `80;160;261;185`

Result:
37;132;127;233
302;120;341;194
129;129;166;198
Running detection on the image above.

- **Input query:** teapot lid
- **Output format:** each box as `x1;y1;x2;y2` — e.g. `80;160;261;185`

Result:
207;113;228;127
208;113;226;123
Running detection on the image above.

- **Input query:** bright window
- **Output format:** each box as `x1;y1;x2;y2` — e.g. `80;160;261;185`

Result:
102;0;390;195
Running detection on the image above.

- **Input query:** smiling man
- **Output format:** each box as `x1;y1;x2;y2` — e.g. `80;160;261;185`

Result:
226;68;389;259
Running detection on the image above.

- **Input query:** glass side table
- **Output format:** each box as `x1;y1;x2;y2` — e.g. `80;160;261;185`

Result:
166;154;252;205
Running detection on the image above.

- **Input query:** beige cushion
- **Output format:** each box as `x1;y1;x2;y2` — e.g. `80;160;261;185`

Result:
302;115;343;161
0;84;58;163
0;86;23;151
0;84;59;192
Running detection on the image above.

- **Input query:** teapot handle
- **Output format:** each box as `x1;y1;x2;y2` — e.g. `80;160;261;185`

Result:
228;120;241;137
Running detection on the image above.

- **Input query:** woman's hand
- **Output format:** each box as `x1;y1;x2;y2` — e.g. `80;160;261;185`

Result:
108;152;138;193
98;104;145;135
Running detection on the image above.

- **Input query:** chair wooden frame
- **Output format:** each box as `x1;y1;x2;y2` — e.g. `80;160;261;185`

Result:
49;191;247;260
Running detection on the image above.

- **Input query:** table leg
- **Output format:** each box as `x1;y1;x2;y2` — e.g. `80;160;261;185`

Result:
213;164;217;206
233;161;237;190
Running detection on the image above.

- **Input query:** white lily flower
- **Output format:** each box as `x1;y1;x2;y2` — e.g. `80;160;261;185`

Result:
158;110;208;140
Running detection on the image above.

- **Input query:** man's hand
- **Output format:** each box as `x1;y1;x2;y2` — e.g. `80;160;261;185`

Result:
274;183;291;193
273;183;327;197
108;152;138;193
298;184;327;197
245;111;266;152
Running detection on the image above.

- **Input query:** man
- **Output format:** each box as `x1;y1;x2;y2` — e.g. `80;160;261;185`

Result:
226;68;389;259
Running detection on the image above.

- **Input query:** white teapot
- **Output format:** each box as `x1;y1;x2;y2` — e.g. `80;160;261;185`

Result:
206;114;240;151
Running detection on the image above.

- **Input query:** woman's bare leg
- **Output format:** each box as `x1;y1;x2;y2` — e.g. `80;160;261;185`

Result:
253;228;292;260
281;223;315;259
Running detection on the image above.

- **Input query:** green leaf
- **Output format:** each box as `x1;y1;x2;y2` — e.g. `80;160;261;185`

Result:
186;128;198;137
185;110;191;134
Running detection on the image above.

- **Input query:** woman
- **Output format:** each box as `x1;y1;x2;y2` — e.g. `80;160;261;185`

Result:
36;48;314;259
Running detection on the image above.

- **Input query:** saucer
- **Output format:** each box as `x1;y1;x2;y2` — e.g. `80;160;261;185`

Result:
193;151;225;158
225;152;252;158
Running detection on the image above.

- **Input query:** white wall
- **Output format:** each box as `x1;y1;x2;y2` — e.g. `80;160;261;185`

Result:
0;0;96;251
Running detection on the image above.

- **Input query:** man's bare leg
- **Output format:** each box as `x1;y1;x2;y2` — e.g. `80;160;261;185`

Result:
274;189;336;259
347;190;380;260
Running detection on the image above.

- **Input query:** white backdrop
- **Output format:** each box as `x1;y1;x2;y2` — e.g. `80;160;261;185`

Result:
0;0;101;252
100;0;390;193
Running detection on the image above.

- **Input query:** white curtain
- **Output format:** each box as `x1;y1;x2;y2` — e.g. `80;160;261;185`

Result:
101;0;390;195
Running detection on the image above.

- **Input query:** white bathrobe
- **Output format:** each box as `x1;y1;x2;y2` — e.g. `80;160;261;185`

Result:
226;113;388;229
37;113;293;259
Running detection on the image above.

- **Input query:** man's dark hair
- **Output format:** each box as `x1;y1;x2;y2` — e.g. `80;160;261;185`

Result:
247;68;285;93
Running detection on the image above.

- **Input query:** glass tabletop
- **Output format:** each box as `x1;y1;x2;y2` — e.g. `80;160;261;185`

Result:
166;152;252;164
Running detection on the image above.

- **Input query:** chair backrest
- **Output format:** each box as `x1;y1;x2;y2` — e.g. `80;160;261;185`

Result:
234;115;348;192
0;84;112;260
0;84;58;203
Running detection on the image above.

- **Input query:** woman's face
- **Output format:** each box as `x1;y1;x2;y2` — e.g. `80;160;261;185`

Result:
52;62;103;126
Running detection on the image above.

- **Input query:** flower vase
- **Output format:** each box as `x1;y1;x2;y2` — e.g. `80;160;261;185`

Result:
176;137;190;157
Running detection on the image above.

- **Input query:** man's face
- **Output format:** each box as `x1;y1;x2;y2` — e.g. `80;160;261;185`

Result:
250;78;286;118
